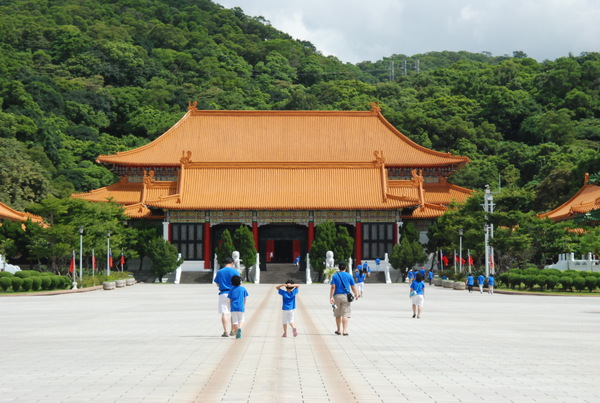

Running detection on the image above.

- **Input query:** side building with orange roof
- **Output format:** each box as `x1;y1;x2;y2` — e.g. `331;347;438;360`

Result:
539;173;600;223
72;102;473;271
0;201;46;228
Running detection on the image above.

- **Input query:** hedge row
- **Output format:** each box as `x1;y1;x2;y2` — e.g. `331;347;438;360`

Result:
0;271;72;293
498;269;600;292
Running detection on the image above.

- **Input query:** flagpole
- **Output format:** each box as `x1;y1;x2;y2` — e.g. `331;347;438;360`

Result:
453;249;456;273
92;249;95;277
468;249;471;273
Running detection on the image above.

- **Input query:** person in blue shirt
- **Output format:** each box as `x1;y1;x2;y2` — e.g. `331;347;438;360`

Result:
428;269;434;285
419;266;426;279
276;280;300;337
294;256;300;267
487;275;495;294
410;273;425;318
214;257;240;337
477;274;485;293
329;262;358;336
466;274;474;293
354;264;366;298
407;269;415;283
228;275;248;339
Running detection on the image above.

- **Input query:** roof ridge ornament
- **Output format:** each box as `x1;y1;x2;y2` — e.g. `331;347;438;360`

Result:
370;102;381;113
180;150;192;165
374;150;385;166
188;101;198;112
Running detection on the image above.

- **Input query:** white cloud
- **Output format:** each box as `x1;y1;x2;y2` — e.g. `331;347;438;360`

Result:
215;0;600;63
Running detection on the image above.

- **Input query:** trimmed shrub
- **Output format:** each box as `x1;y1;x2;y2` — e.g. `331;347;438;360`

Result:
509;273;523;289
523;275;536;290
61;276;72;289
41;276;52;290
498;272;509;287
545;275;559;291
544;269;561;277
0;271;14;278
573;277;587;292
14;270;39;278
50;276;62;290
11;277;23;292
534;275;546;290
21;278;33;291
560;276;573;291
585;276;598;292
0;277;12;291
31;276;42;291
508;268;523;275
523;267;541;276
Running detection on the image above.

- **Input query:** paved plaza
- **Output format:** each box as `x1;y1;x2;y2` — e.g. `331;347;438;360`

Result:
1;282;600;403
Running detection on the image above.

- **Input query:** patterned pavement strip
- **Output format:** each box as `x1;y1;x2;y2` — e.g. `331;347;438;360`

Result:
1;282;600;402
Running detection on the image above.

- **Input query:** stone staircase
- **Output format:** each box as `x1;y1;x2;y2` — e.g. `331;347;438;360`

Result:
256;263;307;284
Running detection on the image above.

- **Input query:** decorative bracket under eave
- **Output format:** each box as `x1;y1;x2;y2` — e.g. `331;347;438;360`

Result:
374;150;388;202
411;169;425;209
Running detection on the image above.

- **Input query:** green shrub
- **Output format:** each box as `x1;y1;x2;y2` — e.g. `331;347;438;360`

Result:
31;276;42;291
0;277;12;291
573;277;587;292
0;271;14;278
545;275;559;291
523;267;541;276
560;276;573;291
508;268;523;275
61;276;72;289
40;276;51;290
543;269;561;277
14;270;40;278
50;276;62;290
508;273;523;289
523;275;536;290
11;277;23;292
21;277;33;291
585;276;598;292
534;275;546;290
498;272;509;287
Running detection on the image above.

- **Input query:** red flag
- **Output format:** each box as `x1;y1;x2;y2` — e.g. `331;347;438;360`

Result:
108;249;113;268
92;250;97;271
120;250;125;266
490;253;495;269
69;250;75;273
468;254;474;266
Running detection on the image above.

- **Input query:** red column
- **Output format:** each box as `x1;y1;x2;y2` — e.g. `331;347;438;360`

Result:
355;222;362;264
308;221;315;250
393;222;399;244
204;222;211;269
252;221;258;250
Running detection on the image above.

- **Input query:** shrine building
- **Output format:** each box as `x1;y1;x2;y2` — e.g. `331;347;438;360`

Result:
73;102;473;272
0;201;45;227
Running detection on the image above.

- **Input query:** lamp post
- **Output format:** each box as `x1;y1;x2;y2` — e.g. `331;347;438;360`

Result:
79;226;84;283
106;230;111;276
459;228;463;273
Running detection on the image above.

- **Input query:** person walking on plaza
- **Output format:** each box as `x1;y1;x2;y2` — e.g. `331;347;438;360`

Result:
428;269;434;285
228;275;248;339
214;257;239;337
276;280;300;337
466;273;474;293
410;272;425;318
407;268;415;283
477;273;485;293
329;262;358;336
354;264;366;298
487;274;495;294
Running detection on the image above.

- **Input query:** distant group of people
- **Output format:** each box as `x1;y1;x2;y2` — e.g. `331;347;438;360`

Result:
466;273;495;294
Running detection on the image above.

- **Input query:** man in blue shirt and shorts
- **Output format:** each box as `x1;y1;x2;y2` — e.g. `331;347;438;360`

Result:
329;262;358;336
214;257;239;337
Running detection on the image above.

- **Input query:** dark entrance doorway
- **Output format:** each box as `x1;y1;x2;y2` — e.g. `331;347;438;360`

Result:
259;224;307;270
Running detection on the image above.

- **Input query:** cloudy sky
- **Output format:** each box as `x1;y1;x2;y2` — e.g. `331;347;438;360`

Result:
214;0;600;64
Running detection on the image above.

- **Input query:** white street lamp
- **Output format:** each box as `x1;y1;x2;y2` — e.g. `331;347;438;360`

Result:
106;230;111;276
79;226;84;284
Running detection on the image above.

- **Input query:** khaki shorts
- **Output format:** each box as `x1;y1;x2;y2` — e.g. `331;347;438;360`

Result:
333;293;351;317
282;310;295;324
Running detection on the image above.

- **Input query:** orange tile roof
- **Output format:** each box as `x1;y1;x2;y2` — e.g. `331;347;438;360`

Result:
97;104;469;168
422;181;474;205
146;165;418;210
539;181;600;221
72;178;177;205
0;202;45;225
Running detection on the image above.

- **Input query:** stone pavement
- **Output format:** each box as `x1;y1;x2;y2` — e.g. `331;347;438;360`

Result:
1;282;600;403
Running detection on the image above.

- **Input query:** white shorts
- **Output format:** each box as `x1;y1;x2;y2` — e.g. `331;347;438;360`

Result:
218;293;230;314
356;282;364;292
411;294;424;307
282;310;295;324
231;311;245;325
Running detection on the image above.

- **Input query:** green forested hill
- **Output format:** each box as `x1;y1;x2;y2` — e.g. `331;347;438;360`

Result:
1;0;599;214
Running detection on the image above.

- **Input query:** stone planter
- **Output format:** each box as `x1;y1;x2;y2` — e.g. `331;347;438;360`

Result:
103;281;116;290
433;278;443;287
453;281;466;290
115;279;126;288
125;278;135;286
442;280;454;288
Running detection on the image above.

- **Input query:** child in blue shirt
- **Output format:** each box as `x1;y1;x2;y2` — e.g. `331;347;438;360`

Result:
228;275;248;339
477;274;485;293
487;275;495;294
276;280;300;337
466;274;474;293
410;273;426;318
